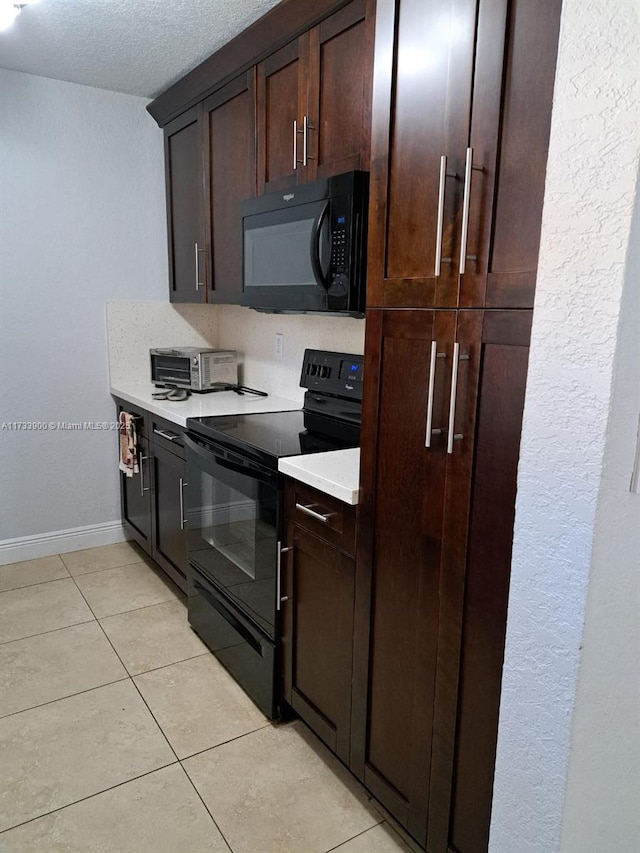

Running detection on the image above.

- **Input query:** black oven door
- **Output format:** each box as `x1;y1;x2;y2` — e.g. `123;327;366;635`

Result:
184;433;280;639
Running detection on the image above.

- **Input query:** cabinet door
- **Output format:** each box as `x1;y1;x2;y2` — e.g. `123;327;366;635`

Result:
203;72;257;305
151;443;188;593
460;0;562;308
351;308;456;843
281;522;356;764
256;38;307;193
304;0;374;182
121;434;152;555
442;311;532;853
164;106;206;303
366;0;478;309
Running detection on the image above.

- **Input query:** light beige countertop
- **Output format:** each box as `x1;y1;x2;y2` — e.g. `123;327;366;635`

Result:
111;383;300;428
278;448;361;505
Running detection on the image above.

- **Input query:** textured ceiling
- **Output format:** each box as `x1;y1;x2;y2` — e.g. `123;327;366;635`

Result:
0;0;282;99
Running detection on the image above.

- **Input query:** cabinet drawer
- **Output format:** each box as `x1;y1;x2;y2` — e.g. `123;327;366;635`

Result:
150;415;185;459
114;398;148;438
284;479;356;557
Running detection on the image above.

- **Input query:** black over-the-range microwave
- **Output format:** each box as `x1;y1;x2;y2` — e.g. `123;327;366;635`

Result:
241;170;369;316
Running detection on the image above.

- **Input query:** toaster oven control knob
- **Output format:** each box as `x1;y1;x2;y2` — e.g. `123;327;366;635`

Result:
193;358;198;365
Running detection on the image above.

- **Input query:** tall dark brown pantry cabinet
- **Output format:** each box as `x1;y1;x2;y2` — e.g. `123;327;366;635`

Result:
352;0;561;851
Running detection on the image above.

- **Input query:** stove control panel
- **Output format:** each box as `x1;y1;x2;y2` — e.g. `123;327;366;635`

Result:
300;349;363;401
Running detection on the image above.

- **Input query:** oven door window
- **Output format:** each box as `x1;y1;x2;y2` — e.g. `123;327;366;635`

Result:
186;444;278;638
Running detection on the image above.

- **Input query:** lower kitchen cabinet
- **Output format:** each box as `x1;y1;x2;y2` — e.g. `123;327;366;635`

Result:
116;399;188;593
352;308;532;851
120;432;153;555
281;479;357;764
151;442;188;592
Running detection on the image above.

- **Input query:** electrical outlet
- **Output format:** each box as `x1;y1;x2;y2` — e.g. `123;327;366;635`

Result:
275;333;284;361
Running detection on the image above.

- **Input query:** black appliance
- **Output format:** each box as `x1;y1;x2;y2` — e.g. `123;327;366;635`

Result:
184;349;363;720
241;171;369;316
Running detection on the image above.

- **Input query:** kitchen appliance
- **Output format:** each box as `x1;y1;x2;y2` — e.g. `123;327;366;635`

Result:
241;170;369;316
184;349;364;719
150;348;238;392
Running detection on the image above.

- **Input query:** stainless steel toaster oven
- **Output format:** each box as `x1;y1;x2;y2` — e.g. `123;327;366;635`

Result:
150;348;238;392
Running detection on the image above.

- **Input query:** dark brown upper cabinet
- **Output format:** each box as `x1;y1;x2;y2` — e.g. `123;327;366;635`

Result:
366;0;561;310
164;106;206;303
203;71;257;304
257;0;374;194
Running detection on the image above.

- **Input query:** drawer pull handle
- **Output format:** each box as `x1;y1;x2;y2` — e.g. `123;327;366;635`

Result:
154;428;180;442
295;503;332;523
179;478;187;530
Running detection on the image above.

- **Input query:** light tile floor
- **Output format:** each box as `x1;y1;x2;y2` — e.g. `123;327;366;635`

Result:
0;542;413;853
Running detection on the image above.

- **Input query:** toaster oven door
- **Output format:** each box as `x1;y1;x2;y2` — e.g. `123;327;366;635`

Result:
150;353;192;388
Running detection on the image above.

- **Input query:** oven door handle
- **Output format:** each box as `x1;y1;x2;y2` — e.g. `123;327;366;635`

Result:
184;433;275;486
310;200;330;290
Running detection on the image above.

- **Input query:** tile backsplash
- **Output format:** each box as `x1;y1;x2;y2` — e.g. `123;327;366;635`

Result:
106;301;365;401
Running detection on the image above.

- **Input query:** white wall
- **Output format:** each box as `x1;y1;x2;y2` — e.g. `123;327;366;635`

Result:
559;174;640;851
489;2;640;850
0;69;167;559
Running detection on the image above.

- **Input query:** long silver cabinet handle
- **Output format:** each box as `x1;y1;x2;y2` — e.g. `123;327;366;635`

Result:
434;155;455;276
293;120;298;171
295;503;332;523
302;115;315;166
446;344;470;454
139;454;150;496
447;343;460;455
194;243;205;291
425;342;446;447
153;428;180;442
276;543;293;609
459;147;482;274
179;478;187;530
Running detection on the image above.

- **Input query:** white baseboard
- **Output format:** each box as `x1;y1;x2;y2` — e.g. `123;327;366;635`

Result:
0;521;129;566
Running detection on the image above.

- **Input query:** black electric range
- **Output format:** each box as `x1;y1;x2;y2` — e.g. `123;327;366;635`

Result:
183;349;363;719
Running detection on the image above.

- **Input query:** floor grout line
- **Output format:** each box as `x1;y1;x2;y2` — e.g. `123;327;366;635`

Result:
0;617;97;647
97;595;187;625
178;721;273;763
127;650;211;679
0;573;71;594
67;573;183;768
176;763;235;853
0;675;131;722
0;761;180;837
322;819;387;853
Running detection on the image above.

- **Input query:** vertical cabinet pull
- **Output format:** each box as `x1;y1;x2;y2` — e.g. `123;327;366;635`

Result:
434;155;456;276
446;344;470;454
459;147;482;274
276;543;293;609
293;120;298;170
425;341;446;447
139;454;150;496
194;243;205;291
293;117;314;170
179;478;188;530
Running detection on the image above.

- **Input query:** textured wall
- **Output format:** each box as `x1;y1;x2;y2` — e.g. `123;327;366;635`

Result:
489;2;640;851
0;70;167;543
559;174;640;851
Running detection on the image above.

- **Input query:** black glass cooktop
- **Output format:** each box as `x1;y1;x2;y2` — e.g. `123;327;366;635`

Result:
186;409;358;470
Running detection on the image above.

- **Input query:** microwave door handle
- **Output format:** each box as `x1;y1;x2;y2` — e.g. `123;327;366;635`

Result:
310;201;330;290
